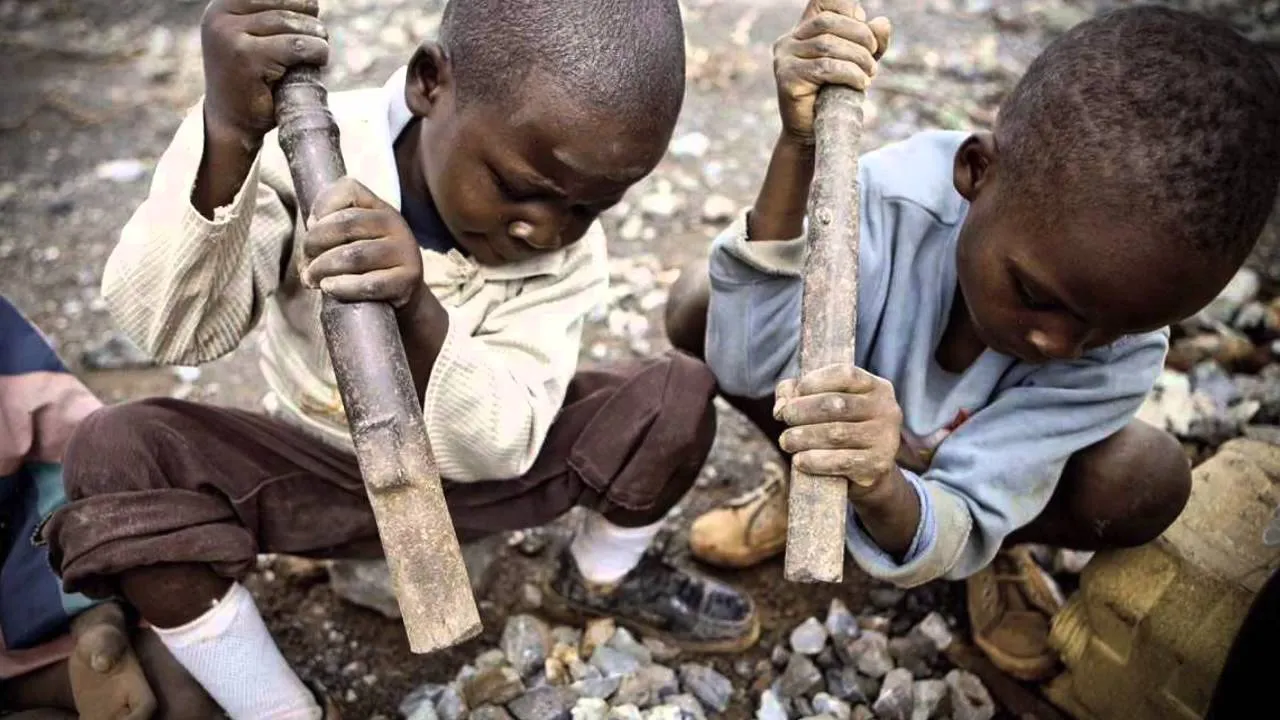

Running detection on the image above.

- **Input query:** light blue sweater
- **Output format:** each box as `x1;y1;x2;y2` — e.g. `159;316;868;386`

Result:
704;130;1168;587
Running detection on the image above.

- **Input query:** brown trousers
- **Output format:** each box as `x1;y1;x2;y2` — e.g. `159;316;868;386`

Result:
43;352;716;599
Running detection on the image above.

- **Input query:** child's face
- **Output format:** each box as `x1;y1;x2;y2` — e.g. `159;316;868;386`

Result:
403;50;671;266
951;133;1234;363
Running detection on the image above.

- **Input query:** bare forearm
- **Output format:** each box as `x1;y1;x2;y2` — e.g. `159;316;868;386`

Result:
397;286;451;404
747;133;816;241
192;110;262;219
850;468;921;559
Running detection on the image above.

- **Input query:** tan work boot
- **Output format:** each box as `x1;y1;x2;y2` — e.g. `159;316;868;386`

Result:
967;546;1066;682
689;472;788;568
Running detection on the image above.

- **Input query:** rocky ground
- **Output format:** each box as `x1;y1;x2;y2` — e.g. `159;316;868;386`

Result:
2;0;1278;717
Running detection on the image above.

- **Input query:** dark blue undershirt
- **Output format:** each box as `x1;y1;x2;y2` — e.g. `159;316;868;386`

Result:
400;185;467;256
395;121;468;257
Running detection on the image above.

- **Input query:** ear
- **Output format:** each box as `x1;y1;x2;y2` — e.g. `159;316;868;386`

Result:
404;41;453;118
952;131;998;202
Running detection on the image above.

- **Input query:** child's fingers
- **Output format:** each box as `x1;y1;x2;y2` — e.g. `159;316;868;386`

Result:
792;448;888;482
310;177;388;221
868;16;892;59
303;208;389;256
788;56;872;92
778;391;879;426
318;267;414;303
810;0;861;20
256;34;330;77
779;421;876;454
789;30;879;79
795;363;880;396
794;11;878;49
303;238;399;285
242;9;327;38
226;0;319;16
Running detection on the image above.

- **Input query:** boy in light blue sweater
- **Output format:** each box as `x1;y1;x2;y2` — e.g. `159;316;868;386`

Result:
664;1;1280;680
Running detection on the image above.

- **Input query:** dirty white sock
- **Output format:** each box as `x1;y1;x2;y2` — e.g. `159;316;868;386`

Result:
569;512;664;585
152;582;321;720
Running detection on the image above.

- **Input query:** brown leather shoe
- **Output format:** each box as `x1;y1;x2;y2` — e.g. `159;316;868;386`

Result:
967;546;1066;681
689;471;788;569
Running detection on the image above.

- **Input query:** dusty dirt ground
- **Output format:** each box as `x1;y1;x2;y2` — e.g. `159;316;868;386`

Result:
1;0;1275;717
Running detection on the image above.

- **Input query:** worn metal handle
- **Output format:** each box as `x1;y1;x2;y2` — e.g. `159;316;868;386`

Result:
274;66;481;652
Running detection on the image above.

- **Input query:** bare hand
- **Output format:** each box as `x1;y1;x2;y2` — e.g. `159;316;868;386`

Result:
774;362;902;491
200;0;329;143
69;603;157;720
302;177;426;310
773;0;892;143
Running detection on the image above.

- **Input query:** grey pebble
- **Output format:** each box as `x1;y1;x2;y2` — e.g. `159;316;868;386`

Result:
608;628;653;665
790;617;830;655
852;631;895;679
912;613;954;653
508;686;579;720
756;689;788;720
572;675;622;700
471;707;515;720
777;654;823;699
399;683;447;718
591;646;645;678
871;669;914;720
811;693;852;720
824;667;869;705
678;663;734;713
825;599;859;640
666;694;706;720
503;615;552;679
911;679;949;720
437;686;468;720
946;670;995;720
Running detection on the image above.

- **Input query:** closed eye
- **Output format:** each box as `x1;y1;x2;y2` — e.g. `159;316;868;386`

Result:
488;165;536;202
1014;274;1058;312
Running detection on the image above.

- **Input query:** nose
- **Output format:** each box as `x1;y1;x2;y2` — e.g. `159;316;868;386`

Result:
508;219;559;250
1027;328;1085;360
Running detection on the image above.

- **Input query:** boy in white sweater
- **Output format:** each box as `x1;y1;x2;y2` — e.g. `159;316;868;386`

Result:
45;0;758;717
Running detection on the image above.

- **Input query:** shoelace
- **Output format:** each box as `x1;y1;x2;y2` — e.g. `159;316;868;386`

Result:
725;474;784;509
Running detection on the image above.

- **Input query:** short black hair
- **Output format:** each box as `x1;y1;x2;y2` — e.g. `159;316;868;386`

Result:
995;4;1280;262
439;0;686;130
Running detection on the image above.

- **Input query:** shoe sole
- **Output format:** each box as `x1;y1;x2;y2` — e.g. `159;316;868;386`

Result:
538;582;762;655
971;632;1059;682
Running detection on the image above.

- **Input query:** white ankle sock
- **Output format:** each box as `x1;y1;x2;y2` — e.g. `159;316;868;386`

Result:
569;512;664;585
152;582;321;720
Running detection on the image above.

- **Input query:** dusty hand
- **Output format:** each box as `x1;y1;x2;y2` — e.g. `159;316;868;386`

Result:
302;177;426;310
68;603;157;720
200;0;329;143
774;363;902;491
774;0;892;143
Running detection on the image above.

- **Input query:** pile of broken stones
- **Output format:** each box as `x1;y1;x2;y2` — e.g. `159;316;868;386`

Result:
397;598;994;720
1138;267;1280;461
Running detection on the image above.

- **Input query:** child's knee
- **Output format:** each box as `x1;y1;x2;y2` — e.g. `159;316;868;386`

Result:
1065;420;1192;545
62;399;186;499
663;258;711;359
